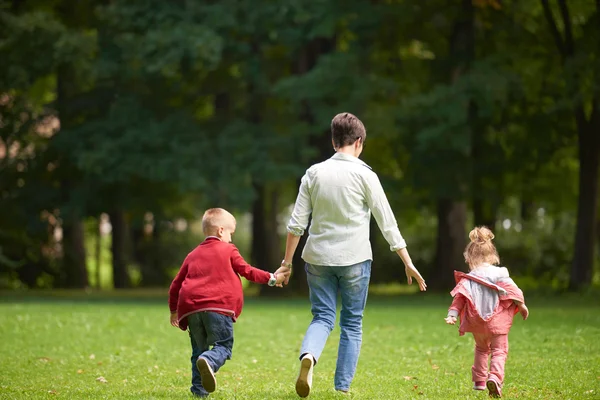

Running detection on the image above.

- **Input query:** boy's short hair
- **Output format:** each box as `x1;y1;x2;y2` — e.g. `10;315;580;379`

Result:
202;208;235;236
331;112;366;148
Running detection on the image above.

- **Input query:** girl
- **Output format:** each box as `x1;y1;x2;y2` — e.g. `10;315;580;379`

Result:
445;226;529;398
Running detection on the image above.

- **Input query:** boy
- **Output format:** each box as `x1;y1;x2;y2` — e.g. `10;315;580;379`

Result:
168;208;288;397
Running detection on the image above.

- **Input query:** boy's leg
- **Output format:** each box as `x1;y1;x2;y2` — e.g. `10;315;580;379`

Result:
334;260;371;392
200;312;235;372
472;333;492;384
299;264;338;362
489;334;509;384
187;313;209;397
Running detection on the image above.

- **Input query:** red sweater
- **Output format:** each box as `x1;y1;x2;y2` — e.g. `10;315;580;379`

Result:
168;237;271;330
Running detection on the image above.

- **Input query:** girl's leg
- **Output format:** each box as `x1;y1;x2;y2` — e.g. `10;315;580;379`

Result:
489;334;509;384
472;333;492;384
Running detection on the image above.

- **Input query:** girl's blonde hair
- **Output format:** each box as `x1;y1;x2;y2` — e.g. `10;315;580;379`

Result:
463;226;500;269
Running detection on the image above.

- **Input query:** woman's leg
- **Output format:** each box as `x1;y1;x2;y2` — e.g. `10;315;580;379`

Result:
299;264;338;362
335;260;371;391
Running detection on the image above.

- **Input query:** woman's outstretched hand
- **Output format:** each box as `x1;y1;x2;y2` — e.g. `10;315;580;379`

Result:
405;263;427;291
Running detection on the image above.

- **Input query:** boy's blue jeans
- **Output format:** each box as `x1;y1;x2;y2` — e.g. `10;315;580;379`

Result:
300;260;372;391
188;311;234;397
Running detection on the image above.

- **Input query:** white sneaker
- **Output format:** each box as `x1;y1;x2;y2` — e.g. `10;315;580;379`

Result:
196;357;216;393
295;354;314;398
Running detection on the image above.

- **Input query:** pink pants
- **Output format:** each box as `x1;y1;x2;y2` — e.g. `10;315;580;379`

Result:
472;333;509;384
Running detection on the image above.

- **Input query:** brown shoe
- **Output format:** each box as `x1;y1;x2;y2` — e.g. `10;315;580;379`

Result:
196;357;216;393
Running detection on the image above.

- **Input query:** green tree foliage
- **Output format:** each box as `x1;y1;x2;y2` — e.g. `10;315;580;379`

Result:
0;0;597;291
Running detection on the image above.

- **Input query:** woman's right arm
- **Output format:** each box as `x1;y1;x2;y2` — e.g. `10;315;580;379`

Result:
280;173;312;284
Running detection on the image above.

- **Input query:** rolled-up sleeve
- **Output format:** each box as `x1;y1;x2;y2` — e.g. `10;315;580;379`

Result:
364;172;407;251
287;173;312;236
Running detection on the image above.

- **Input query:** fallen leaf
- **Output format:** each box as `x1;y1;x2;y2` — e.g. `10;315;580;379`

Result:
413;385;418;390
38;357;50;363
89;354;95;360
48;390;57;395
77;369;84;374
97;362;102;365
403;376;417;381
96;376;108;384
431;364;440;370
418;391;424;395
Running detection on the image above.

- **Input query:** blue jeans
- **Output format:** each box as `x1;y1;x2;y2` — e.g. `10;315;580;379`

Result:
188;311;234;397
300;260;372;391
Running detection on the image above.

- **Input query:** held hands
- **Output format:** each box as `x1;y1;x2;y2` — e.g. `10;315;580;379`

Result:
274;270;290;287
170;312;179;328
274;265;292;287
444;316;457;325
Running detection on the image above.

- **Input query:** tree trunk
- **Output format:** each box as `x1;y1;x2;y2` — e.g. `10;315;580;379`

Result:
262;36;335;295
95;216;102;289
540;0;600;290
251;184;270;270
429;200;467;290
520;200;535;222
569;113;600;289
473;198;497;230
430;0;473;291
109;209;130;288
258;188;285;296
62;218;89;288
56;62;88;289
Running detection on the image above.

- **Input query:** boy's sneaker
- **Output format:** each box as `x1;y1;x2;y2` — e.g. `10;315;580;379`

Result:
295;354;314;398
196;357;216;393
473;381;486;390
486;377;502;398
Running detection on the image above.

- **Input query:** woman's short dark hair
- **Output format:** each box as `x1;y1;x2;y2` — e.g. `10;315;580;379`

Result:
331;112;366;148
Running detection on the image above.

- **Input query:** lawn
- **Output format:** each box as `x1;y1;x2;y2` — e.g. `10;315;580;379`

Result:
0;292;599;399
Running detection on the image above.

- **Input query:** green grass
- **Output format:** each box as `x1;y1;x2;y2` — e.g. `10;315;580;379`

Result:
1;292;599;399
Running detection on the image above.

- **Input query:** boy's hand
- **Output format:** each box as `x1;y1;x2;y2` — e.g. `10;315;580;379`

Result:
274;266;292;286
444;316;457;325
170;312;179;328
518;303;529;320
274;272;288;287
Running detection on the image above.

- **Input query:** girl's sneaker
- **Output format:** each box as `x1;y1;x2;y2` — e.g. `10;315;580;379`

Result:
473;381;486;390
486;377;502;398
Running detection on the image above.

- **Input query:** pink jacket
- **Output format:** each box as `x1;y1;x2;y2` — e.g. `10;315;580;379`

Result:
449;270;524;336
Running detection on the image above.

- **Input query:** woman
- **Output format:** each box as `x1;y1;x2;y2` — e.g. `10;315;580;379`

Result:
279;112;427;397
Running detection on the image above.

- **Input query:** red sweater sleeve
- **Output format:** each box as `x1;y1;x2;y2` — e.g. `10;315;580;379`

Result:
168;261;189;312
230;246;270;284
